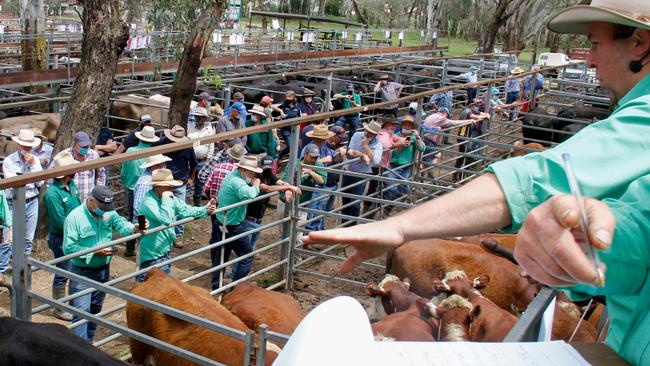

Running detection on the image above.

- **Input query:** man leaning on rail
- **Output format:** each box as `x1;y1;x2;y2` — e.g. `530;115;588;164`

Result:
302;1;650;365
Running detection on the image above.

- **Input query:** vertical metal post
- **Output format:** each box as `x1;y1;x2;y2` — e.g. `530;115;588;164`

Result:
441;60;448;86
282;123;301;289
413;97;424;182
394;64;401;84
224;84;232;109
323;72;333;113
256;324;269;366
11;186;31;321
243;330;255;366
66;35;71;83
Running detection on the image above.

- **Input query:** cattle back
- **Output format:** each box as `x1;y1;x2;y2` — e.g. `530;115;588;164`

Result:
109;94;170;131
0;113;61;158
221;282;305;338
127;269;251;366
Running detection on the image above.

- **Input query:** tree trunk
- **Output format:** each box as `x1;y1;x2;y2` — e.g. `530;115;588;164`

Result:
480;0;526;53
351;0;368;27
168;1;226;129
318;0;327;16
19;0;48;100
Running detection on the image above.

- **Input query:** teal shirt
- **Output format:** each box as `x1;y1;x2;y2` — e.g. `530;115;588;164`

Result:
339;92;361;117
139;190;208;263
390;131;426;166
488;73;650;365
246;119;277;158
63;204;135;268
43;179;81;235
216;170;260;225
120;142;151;190
0;190;11;227
282;160;327;203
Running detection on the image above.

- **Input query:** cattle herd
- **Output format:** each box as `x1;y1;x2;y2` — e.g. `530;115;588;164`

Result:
0;233;606;365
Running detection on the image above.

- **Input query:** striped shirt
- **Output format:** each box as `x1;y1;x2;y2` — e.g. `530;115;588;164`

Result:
203;160;238;200
65;148;106;202
198;148;230;183
133;170;153;218
504;79;521;93
377;82;402;109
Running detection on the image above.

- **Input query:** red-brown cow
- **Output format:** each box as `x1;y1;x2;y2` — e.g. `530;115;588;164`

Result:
388;239;539;313
428;295;473;341
127;269;277;366
432;270;518;342
221;282;305;342
365;274;421;321
371;298;439;342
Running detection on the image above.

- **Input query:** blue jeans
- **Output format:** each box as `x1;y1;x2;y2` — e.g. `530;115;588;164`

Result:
124;189;136;255
136;255;171;282
278;129;293;160
234;219;261;276
210;216;255;290
48;232;71;289
0;197;38;274
340;175;367;225
69;264;110;341
506;91;519;121
335;115;360;138
385;166;413;202
306;185;336;231
172;184;187;237
192;161;206;201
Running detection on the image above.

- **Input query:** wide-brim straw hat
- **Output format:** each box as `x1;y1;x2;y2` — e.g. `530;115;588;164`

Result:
400;115;418;128
51;150;78;178
378;74;390;80
248;104;267;118
135;126;160;143
141;154;172;169
192;107;210;117
510;67;525;75
548;0;650;35
235;155;263;174
147;168;183;187
362;120;382;135
306;124;335;139
12;128;41;147
164;125;188;142
226;143;246;161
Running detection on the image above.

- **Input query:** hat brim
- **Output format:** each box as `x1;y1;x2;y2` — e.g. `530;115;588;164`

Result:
147;180;184;187
12;136;41;147
163;129;188;142
97;201;116;212
235;163;263;174
548;6;650;35
248;110;266;117
362;122;380;134
226;150;244;161
135;132;160;143
141;157;172;169
305;130;335;139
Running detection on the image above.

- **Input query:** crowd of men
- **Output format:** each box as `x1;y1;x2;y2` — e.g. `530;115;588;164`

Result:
0;69;535;340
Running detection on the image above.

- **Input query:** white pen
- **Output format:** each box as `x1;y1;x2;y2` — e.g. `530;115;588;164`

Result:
561;153;605;287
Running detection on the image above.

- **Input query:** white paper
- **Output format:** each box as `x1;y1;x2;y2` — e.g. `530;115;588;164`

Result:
538;296;556;342
308;32;315;43
302;32;310;43
385;30;390;39
237;33;245;45
432;31;438;39
355;32;363;41
229;34;237;45
398;31;404;40
273;296;591;366
286;31;294;41
0;25;4;34
272;18;280;29
341;30;347;39
212;32;222;43
58;25;66;32
130;23;137;30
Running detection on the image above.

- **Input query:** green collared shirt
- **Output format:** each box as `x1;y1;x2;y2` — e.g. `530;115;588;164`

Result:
138;190;208;263
43;179;81;235
63;204;135;268
0;190;11;228
390;131;426;166
282;160;327;203
120;142;151;190
488;73;650;365
216;170;260;225
246;119;277;158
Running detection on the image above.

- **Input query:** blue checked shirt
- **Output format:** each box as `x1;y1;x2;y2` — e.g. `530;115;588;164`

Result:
133;170;153;219
429;91;453;111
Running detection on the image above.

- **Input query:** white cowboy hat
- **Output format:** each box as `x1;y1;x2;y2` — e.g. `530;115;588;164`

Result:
163;125;188;142
12;128;41;147
510;67;526;75
248;104;267;118
235;155;263;174
135;125;160;143
305;124;335;139
362;120;382;135
147;168;184;187
141;154;172;169
51;151;78;179
192;107;209;117
548;0;650;35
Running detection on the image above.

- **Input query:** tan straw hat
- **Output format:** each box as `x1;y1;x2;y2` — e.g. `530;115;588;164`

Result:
306;124;335;139
248;104;267;118
235;155;263;174
226;143;246;161
147;168;183;187
32;127;46;139
51;151;78;179
163;125;188;142
12;128;41;147
548;0;650;35
362;120;382;135
135;126;160;143
510;67;525;75
141;154;172;169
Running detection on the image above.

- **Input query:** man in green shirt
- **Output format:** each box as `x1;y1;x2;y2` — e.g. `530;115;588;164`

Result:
334;84;362;138
246;104;277;159
282;143;327;204
0;189;11;287
385;115;425;209
137;168;216;282
63;186;145;341
43;151;81;321
119;125;159;257
303;3;650;364
211;155;262;289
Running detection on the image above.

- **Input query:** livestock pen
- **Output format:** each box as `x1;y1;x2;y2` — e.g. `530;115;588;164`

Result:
0;58;610;365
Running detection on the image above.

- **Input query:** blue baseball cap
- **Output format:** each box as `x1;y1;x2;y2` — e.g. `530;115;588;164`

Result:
491;87;500;94
469;65;478;71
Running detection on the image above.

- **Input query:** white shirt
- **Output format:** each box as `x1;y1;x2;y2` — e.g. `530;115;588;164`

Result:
2;151;43;200
33;142;54;167
188;123;215;160
459;72;478;84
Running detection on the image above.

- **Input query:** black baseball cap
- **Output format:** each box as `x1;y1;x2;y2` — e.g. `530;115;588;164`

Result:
260;155;274;169
90;186;115;212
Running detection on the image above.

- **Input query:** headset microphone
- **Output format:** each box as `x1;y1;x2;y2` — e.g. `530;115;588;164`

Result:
629;51;650;73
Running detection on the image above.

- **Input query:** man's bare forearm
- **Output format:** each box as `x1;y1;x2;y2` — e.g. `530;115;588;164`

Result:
389;174;512;241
